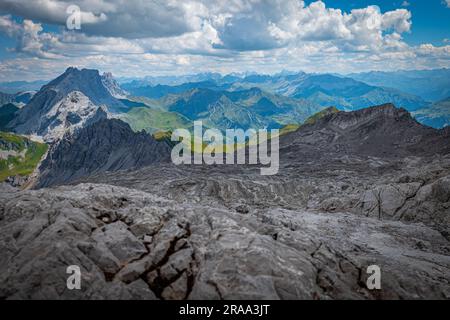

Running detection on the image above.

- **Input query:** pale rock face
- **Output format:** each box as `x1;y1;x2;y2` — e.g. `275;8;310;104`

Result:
101;72;128;99
41;91;108;143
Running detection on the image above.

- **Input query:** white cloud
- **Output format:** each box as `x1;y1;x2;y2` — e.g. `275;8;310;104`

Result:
0;14;21;36
417;43;450;57
0;0;448;80
0;15;61;58
0;0;201;38
203;1;413;53
0;0;413;50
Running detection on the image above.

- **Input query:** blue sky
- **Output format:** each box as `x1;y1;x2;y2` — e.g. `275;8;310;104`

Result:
313;0;450;45
0;0;449;81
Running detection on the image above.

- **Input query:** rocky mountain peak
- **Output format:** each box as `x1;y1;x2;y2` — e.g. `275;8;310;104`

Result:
48;67;100;87
7;68;127;141
37;67;125;112
322;103;412;130
101;71;128;99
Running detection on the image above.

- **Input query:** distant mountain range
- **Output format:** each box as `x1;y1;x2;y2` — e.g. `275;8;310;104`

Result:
0;91;35;106
123;71;429;114
120;72;242;87
2;67;449;152
122;68;450;104
123;81;222;99
233;73;428;112
0;80;46;94
413;97;450;129
118;86;325;133
349;68;450;102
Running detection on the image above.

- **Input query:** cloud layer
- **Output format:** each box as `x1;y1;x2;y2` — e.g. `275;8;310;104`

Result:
0;0;449;80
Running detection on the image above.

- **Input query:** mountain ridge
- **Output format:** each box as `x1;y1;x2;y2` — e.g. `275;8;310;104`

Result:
280;103;450;160
37;118;172;188
349;68;450;102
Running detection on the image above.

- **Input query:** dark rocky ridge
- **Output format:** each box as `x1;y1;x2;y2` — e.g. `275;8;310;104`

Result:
37;118;171;188
280;103;450;160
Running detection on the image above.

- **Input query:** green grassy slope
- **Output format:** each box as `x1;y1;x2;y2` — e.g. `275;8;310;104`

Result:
0;132;48;181
279;106;339;136
119;107;191;134
303;106;339;125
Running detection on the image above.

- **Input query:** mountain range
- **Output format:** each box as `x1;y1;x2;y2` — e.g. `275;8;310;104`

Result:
123;71;429;114
413;97;450;129
122;68;450;103
32;102;450;189
1;68;325;140
0;67;448;185
3;67;447;147
349;68;450;102
0;80;46;94
0;91;35;106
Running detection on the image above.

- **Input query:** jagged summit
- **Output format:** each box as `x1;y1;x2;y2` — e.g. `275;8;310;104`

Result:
101;71;128;99
307;103;413;129
7;67;127;142
42;67;124;109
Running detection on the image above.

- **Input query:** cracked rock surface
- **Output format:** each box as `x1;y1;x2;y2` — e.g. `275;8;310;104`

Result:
0;180;449;299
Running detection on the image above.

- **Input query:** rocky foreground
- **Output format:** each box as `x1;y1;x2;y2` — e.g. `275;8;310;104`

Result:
0;104;449;299
1;155;449;299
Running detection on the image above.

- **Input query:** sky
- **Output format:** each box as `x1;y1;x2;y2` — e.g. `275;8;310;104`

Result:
0;0;449;81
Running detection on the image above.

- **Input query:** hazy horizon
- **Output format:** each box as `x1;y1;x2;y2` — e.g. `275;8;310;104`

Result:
1;66;450;85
